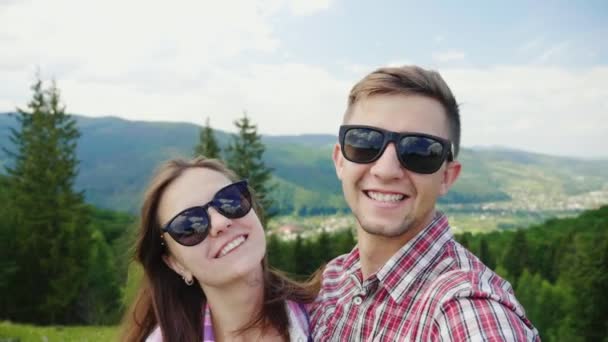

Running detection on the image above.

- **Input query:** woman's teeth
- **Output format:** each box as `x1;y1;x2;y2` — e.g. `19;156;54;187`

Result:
217;236;246;258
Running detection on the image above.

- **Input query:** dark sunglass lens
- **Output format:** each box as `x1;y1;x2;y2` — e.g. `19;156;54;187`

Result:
398;136;445;174
214;182;252;219
344;128;385;163
168;207;210;246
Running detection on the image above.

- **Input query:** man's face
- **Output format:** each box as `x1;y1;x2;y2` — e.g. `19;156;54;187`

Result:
333;94;460;239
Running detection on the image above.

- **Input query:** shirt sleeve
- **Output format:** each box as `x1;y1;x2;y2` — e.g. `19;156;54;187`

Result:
431;298;540;342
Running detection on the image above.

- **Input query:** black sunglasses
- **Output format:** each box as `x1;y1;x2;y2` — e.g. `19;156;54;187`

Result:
161;180;252;246
339;125;454;174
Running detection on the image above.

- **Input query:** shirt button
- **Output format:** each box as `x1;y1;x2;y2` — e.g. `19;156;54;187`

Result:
353;296;363;305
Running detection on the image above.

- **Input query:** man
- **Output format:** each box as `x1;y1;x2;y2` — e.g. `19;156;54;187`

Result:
310;66;539;341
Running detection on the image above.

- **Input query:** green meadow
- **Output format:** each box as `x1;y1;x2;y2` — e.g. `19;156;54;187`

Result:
0;322;117;342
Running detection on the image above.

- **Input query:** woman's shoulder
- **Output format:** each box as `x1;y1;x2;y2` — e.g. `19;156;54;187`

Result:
286;300;311;342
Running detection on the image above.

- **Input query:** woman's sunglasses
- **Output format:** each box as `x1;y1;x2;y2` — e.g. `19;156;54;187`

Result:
339;125;454;174
161;180;252;246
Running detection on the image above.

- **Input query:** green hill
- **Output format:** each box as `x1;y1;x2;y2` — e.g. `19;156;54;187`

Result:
1;113;607;216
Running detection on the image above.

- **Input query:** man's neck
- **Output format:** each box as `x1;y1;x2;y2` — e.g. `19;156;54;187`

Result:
202;268;271;342
357;210;436;280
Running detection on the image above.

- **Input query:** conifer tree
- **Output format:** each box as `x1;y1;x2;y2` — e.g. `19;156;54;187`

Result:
3;78;92;323
314;229;332;267
502;229;529;282
293;234;307;275
193;117;221;159
225;112;275;225
0;175;18;317
478;236;495;269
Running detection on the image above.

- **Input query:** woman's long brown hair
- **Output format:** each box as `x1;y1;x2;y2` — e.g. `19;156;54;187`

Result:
120;157;318;341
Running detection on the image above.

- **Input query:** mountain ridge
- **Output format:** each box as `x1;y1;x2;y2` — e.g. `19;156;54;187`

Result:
1;112;607;214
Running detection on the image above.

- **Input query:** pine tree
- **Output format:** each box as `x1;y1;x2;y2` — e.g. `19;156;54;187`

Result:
3;78;92;324
478;236;495;270
225;112;275;225
334;228;356;255
193;117;221;159
293;234;307;276
456;232;473;250
267;233;284;270
0;175;18;317
502;229;529;283
314;229;332;267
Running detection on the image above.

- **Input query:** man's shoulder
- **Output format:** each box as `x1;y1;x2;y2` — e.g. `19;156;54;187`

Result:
433;239;516;298
417;239;531;320
408;241;538;340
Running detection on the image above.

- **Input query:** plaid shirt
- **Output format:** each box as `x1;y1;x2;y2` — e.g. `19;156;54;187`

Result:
310;212;540;341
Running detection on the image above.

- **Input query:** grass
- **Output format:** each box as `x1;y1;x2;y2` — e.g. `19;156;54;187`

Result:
0;322;118;342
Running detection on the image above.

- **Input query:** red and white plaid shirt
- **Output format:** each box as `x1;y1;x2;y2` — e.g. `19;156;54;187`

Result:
310;212;540;341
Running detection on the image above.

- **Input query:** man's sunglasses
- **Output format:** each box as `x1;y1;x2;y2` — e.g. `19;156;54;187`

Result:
161;180;252;246
339;125;454;174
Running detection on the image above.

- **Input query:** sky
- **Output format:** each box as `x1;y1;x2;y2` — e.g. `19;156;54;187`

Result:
1;0;607;158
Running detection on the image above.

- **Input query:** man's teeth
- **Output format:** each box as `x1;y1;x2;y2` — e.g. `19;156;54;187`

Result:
218;236;246;257
367;191;405;202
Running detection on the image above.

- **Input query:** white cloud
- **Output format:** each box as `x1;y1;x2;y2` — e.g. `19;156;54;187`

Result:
432;50;466;63
0;0;280;86
1;1;607;158
287;0;333;15
443;66;608;158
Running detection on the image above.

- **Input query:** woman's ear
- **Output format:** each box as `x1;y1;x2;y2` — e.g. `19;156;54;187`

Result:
162;253;189;278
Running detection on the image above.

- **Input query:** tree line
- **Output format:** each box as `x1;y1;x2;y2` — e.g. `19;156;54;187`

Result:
0;78;277;324
453;206;608;342
1;78;606;342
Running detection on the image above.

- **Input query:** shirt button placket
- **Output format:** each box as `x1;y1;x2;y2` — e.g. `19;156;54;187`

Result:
353;292;367;339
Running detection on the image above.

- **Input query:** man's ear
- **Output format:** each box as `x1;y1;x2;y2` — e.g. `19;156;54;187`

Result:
332;143;344;180
439;160;461;196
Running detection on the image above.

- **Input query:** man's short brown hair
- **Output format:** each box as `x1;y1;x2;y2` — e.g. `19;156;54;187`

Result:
344;65;461;158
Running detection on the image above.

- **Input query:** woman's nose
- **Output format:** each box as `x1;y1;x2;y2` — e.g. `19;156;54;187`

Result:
207;207;232;237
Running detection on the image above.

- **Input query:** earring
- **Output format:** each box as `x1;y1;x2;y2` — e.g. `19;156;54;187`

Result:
183;276;194;286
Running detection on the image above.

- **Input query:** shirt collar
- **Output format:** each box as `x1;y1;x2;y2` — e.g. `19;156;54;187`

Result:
342;245;362;277
375;211;453;304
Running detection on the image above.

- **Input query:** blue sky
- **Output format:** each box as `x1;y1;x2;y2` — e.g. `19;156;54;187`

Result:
0;0;606;158
267;0;607;67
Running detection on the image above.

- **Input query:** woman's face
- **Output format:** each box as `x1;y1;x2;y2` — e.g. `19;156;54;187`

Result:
157;167;266;287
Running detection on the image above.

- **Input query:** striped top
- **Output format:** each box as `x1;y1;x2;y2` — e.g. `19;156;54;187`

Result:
146;299;310;341
310;212;540;341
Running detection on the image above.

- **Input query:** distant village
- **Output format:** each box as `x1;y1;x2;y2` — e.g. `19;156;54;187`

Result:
270;185;608;239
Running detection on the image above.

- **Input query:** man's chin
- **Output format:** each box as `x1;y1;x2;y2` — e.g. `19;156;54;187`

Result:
358;218;412;238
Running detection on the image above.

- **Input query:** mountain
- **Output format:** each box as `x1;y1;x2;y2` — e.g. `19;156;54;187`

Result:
1;112;607;215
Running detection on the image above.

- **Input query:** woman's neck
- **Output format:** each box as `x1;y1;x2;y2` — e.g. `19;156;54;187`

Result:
202;268;281;342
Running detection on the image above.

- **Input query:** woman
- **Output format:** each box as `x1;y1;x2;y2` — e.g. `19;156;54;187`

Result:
121;157;315;341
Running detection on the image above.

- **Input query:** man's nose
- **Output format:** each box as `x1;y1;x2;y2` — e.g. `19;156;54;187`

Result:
369;143;405;180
